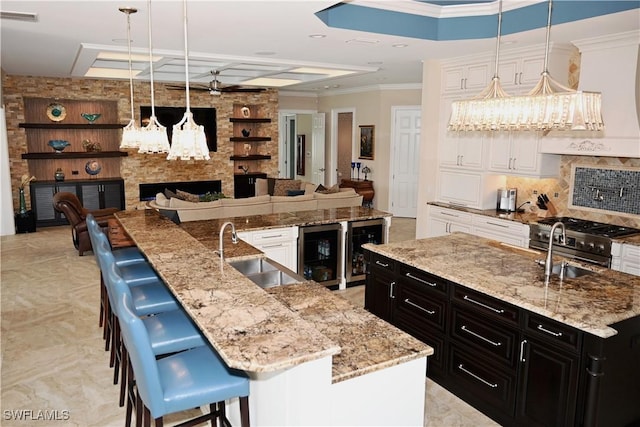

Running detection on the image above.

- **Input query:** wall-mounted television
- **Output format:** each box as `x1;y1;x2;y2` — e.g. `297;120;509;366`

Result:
139;106;217;152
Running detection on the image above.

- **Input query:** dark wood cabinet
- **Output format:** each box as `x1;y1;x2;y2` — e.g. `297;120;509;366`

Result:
340;178;374;207
363;250;640;427
30;178;124;226
234;173;267;199
364;252;396;322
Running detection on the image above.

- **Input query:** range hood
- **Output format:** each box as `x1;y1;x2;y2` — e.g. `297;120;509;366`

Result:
539;30;640;158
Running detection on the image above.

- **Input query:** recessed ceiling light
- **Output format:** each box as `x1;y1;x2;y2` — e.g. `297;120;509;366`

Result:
255;51;276;56
368;61;383;65
392;43;408;48
309;34;326;39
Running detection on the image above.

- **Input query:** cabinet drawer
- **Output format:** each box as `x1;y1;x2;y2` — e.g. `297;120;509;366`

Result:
398;264;448;297
396;282;447;331
451;306;517;366
449;344;517;416
525;313;581;353
368;253;395;274
245;227;298;244
472;215;529;236
394;312;446;378
453;286;519;326
428;206;473;223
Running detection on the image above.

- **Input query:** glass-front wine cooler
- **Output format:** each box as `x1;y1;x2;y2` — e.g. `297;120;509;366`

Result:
347;219;385;284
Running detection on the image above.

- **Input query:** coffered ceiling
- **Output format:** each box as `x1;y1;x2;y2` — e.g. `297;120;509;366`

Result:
1;1;638;94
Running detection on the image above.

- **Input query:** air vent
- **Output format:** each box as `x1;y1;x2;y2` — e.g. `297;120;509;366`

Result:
1;11;38;22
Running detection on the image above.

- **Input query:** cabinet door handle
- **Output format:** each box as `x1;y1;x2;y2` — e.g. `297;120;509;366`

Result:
486;221;509;228
519;339;528;362
441;211;459;218
458;364;498;388
404;298;435;315
375;260;389;268
460;78;464;90
511;158;516;170
537;324;563;337
446;223;450;233
260;234;284;239
514;73;518;85
389;281;396;299
508;158;512;169
461;325;501;346
462;295;505;314
459;155;463;166
518;72;523;85
261;243;283;249
405;272;436;287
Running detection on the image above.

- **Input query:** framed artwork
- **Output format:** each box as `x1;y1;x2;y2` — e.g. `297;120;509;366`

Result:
359;125;374;160
296;135;305;175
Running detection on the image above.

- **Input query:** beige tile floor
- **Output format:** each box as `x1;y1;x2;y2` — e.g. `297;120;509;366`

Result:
1;217;498;427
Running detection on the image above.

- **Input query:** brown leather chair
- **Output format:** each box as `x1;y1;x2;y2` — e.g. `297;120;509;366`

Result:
52;192;120;256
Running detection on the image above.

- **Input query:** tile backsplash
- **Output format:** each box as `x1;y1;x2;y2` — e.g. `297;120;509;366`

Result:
506;156;640;229
572;166;640;215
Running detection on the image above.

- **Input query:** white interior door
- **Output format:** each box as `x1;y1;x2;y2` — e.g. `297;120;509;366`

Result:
311;113;326;185
390;107;421;217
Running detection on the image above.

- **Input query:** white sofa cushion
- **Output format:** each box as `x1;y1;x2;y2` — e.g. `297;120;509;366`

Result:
221;195;272;217
271;194;317;213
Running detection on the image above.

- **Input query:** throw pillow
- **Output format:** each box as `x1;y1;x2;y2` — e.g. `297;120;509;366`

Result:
267;178;276;196
315;184;327;193
164;188;180;200
255;178;269;196
176;189;200;203
317;184;340;194
287;189;306;196
273;179;301;196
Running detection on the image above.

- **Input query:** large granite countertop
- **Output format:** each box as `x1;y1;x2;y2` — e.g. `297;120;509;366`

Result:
363;233;640;338
115;209;431;382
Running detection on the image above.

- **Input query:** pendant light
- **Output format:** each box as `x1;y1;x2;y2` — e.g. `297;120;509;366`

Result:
167;0;210;161
138;0;170;154
119;7;141;149
448;0;603;132
448;0;510;132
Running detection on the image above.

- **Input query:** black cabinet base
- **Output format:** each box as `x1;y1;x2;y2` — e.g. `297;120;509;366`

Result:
15;211;36;233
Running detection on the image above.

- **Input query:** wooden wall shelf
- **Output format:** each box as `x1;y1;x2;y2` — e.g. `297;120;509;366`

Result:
229;118;271;123
230;154;272;161
22;151;128;160
19;123;125;130
230;137;271;142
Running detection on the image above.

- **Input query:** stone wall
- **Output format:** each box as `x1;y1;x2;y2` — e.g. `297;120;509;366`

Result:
2;74;279;210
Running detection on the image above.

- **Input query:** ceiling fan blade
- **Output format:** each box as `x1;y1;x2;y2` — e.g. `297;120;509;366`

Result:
220;85;266;93
165;83;211;91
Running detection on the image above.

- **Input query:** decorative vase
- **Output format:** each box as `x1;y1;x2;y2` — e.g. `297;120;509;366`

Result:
241;128;251;137
54;168;65;182
18;188;27;215
241;106;251;118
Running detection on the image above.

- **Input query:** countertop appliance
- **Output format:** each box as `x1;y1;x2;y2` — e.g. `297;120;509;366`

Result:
497;188;517;212
529;217;640;267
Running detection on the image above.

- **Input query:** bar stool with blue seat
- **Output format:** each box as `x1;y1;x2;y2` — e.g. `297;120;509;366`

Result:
115;290;250;427
86;214;149;334
104;261;206;408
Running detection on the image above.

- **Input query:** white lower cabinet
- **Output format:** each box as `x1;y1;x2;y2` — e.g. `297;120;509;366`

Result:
611;242;640;276
426;205;472;237
237;227;299;272
427;205;530;248
471;215;530;248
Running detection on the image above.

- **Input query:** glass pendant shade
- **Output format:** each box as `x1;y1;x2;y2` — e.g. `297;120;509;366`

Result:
448;0;603;132
137;0;170;154
167;0;209;161
119;7;142;149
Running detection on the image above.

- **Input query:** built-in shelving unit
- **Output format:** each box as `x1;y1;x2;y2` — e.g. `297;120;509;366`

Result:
229;105;272;175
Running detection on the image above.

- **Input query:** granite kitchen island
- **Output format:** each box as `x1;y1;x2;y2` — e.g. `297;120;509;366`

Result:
362;233;640;426
115;209;432;426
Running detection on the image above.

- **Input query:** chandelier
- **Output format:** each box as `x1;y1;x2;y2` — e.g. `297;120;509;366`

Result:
138;0;170;154
167;0;210;161
119;7;141;149
448;0;604;133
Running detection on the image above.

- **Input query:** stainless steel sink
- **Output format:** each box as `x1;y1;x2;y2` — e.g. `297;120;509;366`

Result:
551;262;594;279
228;257;304;288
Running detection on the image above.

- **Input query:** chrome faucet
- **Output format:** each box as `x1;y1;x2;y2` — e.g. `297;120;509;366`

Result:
544;221;566;279
219;222;238;262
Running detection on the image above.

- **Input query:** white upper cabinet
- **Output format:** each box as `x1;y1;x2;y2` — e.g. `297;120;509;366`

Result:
439;97;487;170
441;61;491;94
488;132;560;177
497;56;545;94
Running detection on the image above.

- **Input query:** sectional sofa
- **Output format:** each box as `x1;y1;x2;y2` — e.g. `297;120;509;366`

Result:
147;179;363;222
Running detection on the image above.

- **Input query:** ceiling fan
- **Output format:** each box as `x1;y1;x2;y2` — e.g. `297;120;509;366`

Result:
166;70;265;95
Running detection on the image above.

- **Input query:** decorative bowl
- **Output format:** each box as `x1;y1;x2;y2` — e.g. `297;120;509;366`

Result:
85;160;102;176
81;113;101;124
48;139;71;153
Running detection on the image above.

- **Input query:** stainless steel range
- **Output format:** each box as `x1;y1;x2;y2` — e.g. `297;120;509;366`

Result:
529;217;640;267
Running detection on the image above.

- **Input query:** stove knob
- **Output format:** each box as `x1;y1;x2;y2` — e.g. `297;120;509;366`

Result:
597;244;605;253
587;242;595;250
543;233;549;240
577;241;585;248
